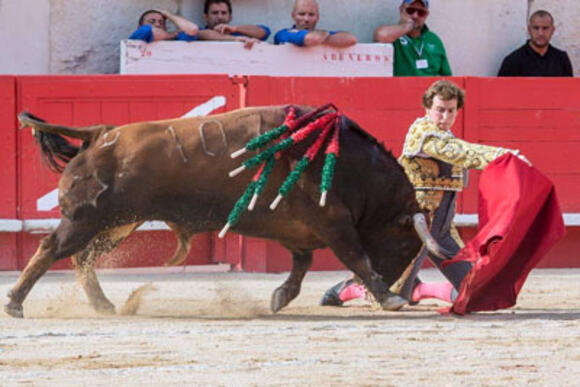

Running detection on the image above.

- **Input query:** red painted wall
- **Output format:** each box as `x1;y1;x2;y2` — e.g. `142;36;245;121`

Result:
0;77;18;270
243;76;580;271
15;75;242;270
1;75;578;272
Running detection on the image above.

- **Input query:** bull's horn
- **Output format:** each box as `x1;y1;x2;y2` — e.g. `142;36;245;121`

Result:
412;213;454;260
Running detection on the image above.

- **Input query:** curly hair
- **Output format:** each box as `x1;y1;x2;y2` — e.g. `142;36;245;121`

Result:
422;80;465;110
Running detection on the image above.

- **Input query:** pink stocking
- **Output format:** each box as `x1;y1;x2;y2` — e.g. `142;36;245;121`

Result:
339;283;366;302
412;282;454;303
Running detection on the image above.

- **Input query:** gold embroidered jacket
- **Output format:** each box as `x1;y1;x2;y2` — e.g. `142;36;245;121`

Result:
399;116;520;211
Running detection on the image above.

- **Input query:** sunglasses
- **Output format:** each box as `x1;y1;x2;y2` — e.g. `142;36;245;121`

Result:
405;7;428;17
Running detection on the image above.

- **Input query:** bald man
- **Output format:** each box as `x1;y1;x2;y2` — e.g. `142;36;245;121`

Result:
274;0;357;47
498;10;573;76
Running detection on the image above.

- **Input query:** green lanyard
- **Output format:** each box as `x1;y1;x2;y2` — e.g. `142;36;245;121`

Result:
405;35;424;58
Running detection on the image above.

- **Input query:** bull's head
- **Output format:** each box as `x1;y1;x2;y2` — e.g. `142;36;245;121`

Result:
362;212;452;288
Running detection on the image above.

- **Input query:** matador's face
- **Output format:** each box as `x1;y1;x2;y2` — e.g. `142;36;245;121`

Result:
425;95;458;132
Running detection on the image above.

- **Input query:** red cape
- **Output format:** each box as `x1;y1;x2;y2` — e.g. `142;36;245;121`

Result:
443;153;566;315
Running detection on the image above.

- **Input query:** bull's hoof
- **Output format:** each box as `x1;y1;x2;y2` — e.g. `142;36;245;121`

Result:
270;287;294;313
381;294;408;311
4;302;24;318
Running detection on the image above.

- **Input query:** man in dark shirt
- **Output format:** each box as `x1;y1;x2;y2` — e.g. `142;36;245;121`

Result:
498;10;573;77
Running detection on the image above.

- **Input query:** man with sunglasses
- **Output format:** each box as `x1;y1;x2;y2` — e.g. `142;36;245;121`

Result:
374;0;451;76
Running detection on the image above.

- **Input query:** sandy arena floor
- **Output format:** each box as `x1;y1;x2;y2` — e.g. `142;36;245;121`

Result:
0;267;579;385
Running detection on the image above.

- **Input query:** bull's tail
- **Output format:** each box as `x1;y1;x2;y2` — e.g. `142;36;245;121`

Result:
18;111;113;173
35;131;80;173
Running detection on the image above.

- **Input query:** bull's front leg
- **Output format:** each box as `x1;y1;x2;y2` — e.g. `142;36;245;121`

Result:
271;250;313;313
286;194;406;311
318;225;407;311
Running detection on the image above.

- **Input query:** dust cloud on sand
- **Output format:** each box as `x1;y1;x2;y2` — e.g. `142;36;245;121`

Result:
0;269;579;385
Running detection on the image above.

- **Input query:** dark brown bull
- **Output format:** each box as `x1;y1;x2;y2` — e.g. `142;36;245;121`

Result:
6;106;447;318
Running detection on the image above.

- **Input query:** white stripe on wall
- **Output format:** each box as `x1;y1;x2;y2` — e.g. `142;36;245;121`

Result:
0;214;578;234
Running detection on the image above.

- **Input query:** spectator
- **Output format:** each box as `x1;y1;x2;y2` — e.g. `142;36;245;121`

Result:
374;0;451;76
498;10;573;77
129;9;199;42
200;0;270;42
320;80;530;310
274;0;357;47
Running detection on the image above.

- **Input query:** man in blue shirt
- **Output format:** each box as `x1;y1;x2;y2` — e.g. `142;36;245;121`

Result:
274;0;357;47
200;0;270;42
129;9;199;42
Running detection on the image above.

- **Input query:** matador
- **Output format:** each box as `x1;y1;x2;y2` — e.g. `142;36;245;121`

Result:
320;80;530;309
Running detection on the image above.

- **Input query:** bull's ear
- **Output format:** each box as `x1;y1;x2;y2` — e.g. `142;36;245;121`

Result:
397;214;414;229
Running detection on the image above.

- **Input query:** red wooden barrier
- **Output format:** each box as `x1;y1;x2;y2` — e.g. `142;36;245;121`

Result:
0;76;18;270
3;75;579;273
243;76;468;271
242;76;580;271
463;77;580;268
16;75;242;270
464;77;580;213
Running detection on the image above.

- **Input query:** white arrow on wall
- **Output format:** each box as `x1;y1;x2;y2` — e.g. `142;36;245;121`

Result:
35;95;227;212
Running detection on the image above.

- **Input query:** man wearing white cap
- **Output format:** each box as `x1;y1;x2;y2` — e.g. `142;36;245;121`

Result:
374;0;451;76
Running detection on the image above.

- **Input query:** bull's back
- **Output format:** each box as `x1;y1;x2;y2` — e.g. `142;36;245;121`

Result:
63;106;293;223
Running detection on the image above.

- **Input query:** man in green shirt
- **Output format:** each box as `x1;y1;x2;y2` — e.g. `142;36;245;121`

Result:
374;0;451;76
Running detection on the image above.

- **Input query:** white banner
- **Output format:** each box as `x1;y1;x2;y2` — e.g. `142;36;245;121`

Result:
121;40;393;77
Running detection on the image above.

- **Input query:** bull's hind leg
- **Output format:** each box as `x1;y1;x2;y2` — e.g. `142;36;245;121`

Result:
164;222;193;266
271;250;313;313
5;219;100;318
4;234;59;318
71;223;141;314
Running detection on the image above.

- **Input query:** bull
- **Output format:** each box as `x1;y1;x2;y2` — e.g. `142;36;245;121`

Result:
5;106;447;318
